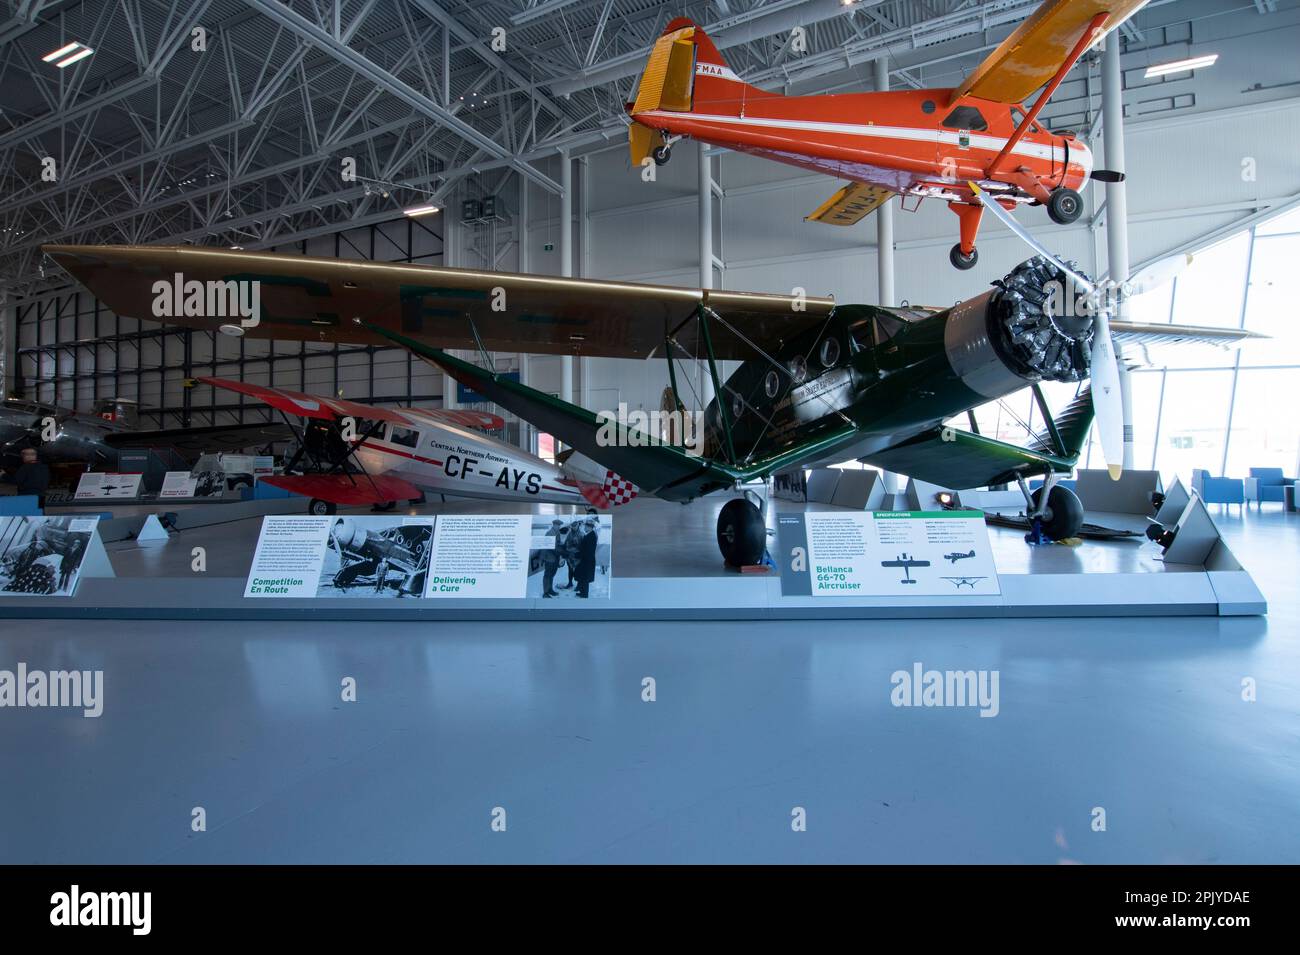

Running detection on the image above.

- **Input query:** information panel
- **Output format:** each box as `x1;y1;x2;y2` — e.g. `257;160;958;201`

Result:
74;472;143;501
158;471;199;499
245;514;612;600
777;510;999;596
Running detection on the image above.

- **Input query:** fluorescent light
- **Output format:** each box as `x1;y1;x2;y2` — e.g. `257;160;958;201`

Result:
43;41;94;68
403;204;440;217
1144;54;1218;78
55;46;94;68
42;42;81;62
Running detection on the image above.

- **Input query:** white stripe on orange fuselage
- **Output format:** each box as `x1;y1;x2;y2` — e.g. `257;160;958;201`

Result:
636;87;1092;204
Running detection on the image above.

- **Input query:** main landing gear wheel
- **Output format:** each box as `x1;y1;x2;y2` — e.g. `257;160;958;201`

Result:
1047;187;1083;225
1030;485;1083;541
308;498;337;516
717;498;767;568
950;244;979;270
652;144;672;166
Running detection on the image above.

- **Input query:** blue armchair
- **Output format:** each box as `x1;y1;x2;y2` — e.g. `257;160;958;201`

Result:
1199;476;1245;512
1244;467;1295;508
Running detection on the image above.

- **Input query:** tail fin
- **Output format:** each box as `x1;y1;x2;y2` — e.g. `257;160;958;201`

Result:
628;18;773;164
576;470;639;510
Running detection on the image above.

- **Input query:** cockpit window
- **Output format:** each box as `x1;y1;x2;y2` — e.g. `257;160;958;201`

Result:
387;425;419;448
942;106;988;132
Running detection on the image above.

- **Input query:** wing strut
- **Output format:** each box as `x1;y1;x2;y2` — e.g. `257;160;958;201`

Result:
985;12;1107;179
1030;382;1067;458
695;306;737;467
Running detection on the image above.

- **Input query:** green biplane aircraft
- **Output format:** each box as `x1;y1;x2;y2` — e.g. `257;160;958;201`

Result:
42;239;1255;567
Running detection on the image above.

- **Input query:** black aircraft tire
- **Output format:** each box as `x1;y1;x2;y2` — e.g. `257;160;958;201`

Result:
309;498;337;516
652;145;671;166
1047;188;1083;225
949;243;978;270
1031;485;1084;540
717;498;767;567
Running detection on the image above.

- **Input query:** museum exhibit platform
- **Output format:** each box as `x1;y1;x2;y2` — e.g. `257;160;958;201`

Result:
0;495;1265;621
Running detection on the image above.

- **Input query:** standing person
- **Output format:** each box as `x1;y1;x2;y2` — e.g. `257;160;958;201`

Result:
559;521;582;590
58;536;84;592
553;525;571;589
540;519;563;598
2;448;51;509
576;519;598;598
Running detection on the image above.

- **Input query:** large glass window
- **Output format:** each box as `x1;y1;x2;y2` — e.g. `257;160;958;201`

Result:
1240;233;1300;368
1224;369;1299;475
1152;370;1234;483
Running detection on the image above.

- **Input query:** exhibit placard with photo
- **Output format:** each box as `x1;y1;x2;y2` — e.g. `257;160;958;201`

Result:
526;514;612;600
0;516;100;597
778;511;999;596
245;516;434;598
159;470;199;499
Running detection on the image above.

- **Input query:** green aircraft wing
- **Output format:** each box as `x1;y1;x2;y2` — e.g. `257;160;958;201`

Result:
365;324;857;502
862;388;1095;489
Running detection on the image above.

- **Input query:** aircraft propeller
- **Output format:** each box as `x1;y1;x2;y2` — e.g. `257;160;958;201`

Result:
1124;251;1193;298
969;183;1124;479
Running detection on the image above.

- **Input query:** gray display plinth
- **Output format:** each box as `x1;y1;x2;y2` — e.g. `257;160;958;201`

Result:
0;567;1265;620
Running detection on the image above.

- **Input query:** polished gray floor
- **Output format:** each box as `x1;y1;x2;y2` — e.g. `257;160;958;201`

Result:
1;504;1296;863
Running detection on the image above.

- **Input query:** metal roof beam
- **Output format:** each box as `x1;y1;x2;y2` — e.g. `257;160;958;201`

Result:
240;0;562;195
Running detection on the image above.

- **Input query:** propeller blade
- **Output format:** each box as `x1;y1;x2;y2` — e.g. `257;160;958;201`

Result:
1090;309;1125;481
1127;252;1192;297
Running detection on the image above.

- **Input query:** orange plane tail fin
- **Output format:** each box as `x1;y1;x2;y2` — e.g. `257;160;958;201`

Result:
630;18;774;121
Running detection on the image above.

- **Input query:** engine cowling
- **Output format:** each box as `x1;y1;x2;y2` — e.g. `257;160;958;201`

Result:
943;257;1094;401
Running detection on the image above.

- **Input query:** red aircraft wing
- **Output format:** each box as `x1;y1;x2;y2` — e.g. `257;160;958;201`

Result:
197;377;416;427
260;473;423;506
198;377;505;431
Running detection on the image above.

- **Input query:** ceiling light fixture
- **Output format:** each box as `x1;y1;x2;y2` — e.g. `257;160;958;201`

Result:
1144;54;1218;78
403;204;440;217
43;41;95;68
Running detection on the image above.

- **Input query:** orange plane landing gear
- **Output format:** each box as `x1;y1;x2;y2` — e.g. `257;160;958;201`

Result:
1047;187;1084;224
948;201;984;270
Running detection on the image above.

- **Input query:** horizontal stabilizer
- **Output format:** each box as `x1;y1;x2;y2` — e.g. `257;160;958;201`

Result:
629;121;665;166
1111;321;1266;367
806;182;893;226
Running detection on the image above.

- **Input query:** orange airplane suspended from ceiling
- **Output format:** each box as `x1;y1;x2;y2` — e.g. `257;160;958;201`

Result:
627;0;1148;270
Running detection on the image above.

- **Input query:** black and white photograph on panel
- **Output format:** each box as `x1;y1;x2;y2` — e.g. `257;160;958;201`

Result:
319;516;434;598
528;515;612;599
0;517;98;597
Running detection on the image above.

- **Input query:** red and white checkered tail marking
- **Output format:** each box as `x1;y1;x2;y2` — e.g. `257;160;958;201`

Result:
602;470;638;506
